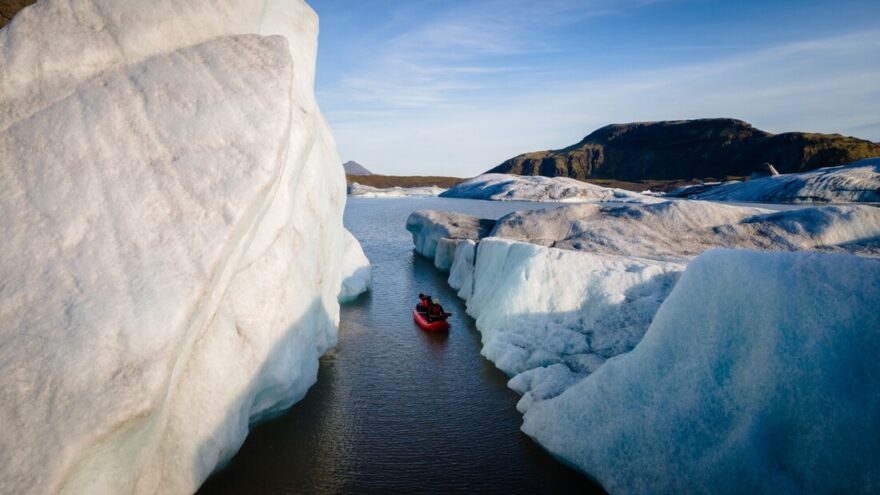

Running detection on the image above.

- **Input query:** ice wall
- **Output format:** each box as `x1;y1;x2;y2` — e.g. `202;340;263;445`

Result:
465;238;683;401
0;1;354;494
521;249;880;494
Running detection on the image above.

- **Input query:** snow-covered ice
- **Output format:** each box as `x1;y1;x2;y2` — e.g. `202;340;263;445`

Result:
348;182;446;197
491;201;880;261
339;229;371;302
521;249;880;494
405;209;495;260
667;158;880;203
440;173;661;203
0;1;358;494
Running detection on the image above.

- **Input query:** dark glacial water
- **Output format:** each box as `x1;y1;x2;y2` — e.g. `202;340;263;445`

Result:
198;197;606;494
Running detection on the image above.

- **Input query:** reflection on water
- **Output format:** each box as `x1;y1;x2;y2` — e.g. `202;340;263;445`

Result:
198;197;605;494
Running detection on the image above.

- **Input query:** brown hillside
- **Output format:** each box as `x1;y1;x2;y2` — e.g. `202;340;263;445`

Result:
488;119;880;181
1;0;35;28
346;174;464;189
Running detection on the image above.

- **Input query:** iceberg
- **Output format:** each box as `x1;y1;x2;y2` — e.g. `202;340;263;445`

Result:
0;1;359;494
440;173;662;203
411;199;880;490
405;209;495;261
348;182;446;197
521;249;880;494
339;229;372;302
667;158;880;203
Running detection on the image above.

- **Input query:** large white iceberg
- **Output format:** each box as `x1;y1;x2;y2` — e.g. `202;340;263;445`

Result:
667;158;880;203
521;249;880;494
411;200;880;491
0;1;356;494
440;173;661;203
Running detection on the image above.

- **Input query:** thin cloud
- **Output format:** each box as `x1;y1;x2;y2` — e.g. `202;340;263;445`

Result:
327;28;880;175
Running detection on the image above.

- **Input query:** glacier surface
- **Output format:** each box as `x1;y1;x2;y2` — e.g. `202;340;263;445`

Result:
491;201;880;261
667;158;880;203
440;173;661;203
0;1;359;494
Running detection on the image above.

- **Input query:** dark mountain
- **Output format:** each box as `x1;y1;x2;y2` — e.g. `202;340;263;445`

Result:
1;0;35;28
487;119;880;181
343;160;372;176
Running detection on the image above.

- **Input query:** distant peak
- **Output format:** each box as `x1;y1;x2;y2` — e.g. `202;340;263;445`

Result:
343;160;373;176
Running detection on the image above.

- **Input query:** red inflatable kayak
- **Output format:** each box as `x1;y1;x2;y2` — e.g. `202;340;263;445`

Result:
413;309;449;333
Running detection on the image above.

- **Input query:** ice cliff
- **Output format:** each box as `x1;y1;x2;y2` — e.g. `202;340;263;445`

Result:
522;250;880;494
0;1;365;494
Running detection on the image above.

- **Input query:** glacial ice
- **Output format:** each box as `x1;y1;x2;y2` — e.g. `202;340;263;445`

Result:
463;238;684;381
0;1;356;494
406;209;495;259
348;182;446;197
408;201;880;396
491;201;880;261
667;158;880;203
440;173;662;203
521;249;880;494
410;196;880;491
339;229;372;302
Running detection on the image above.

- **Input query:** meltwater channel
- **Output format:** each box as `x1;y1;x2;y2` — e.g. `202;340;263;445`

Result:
199;197;605;494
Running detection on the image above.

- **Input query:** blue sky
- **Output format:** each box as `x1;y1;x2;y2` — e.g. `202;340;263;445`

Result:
309;0;880;176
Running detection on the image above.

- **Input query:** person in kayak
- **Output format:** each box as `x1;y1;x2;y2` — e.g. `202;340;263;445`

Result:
416;293;431;314
427;298;451;322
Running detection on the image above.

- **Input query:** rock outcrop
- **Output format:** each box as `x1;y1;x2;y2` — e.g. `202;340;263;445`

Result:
487;118;880;181
343;160;373;176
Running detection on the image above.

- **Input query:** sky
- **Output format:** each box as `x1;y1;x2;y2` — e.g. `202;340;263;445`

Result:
309;0;880;177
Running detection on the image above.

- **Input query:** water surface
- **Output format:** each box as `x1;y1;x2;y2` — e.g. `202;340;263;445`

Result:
199;197;604;494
